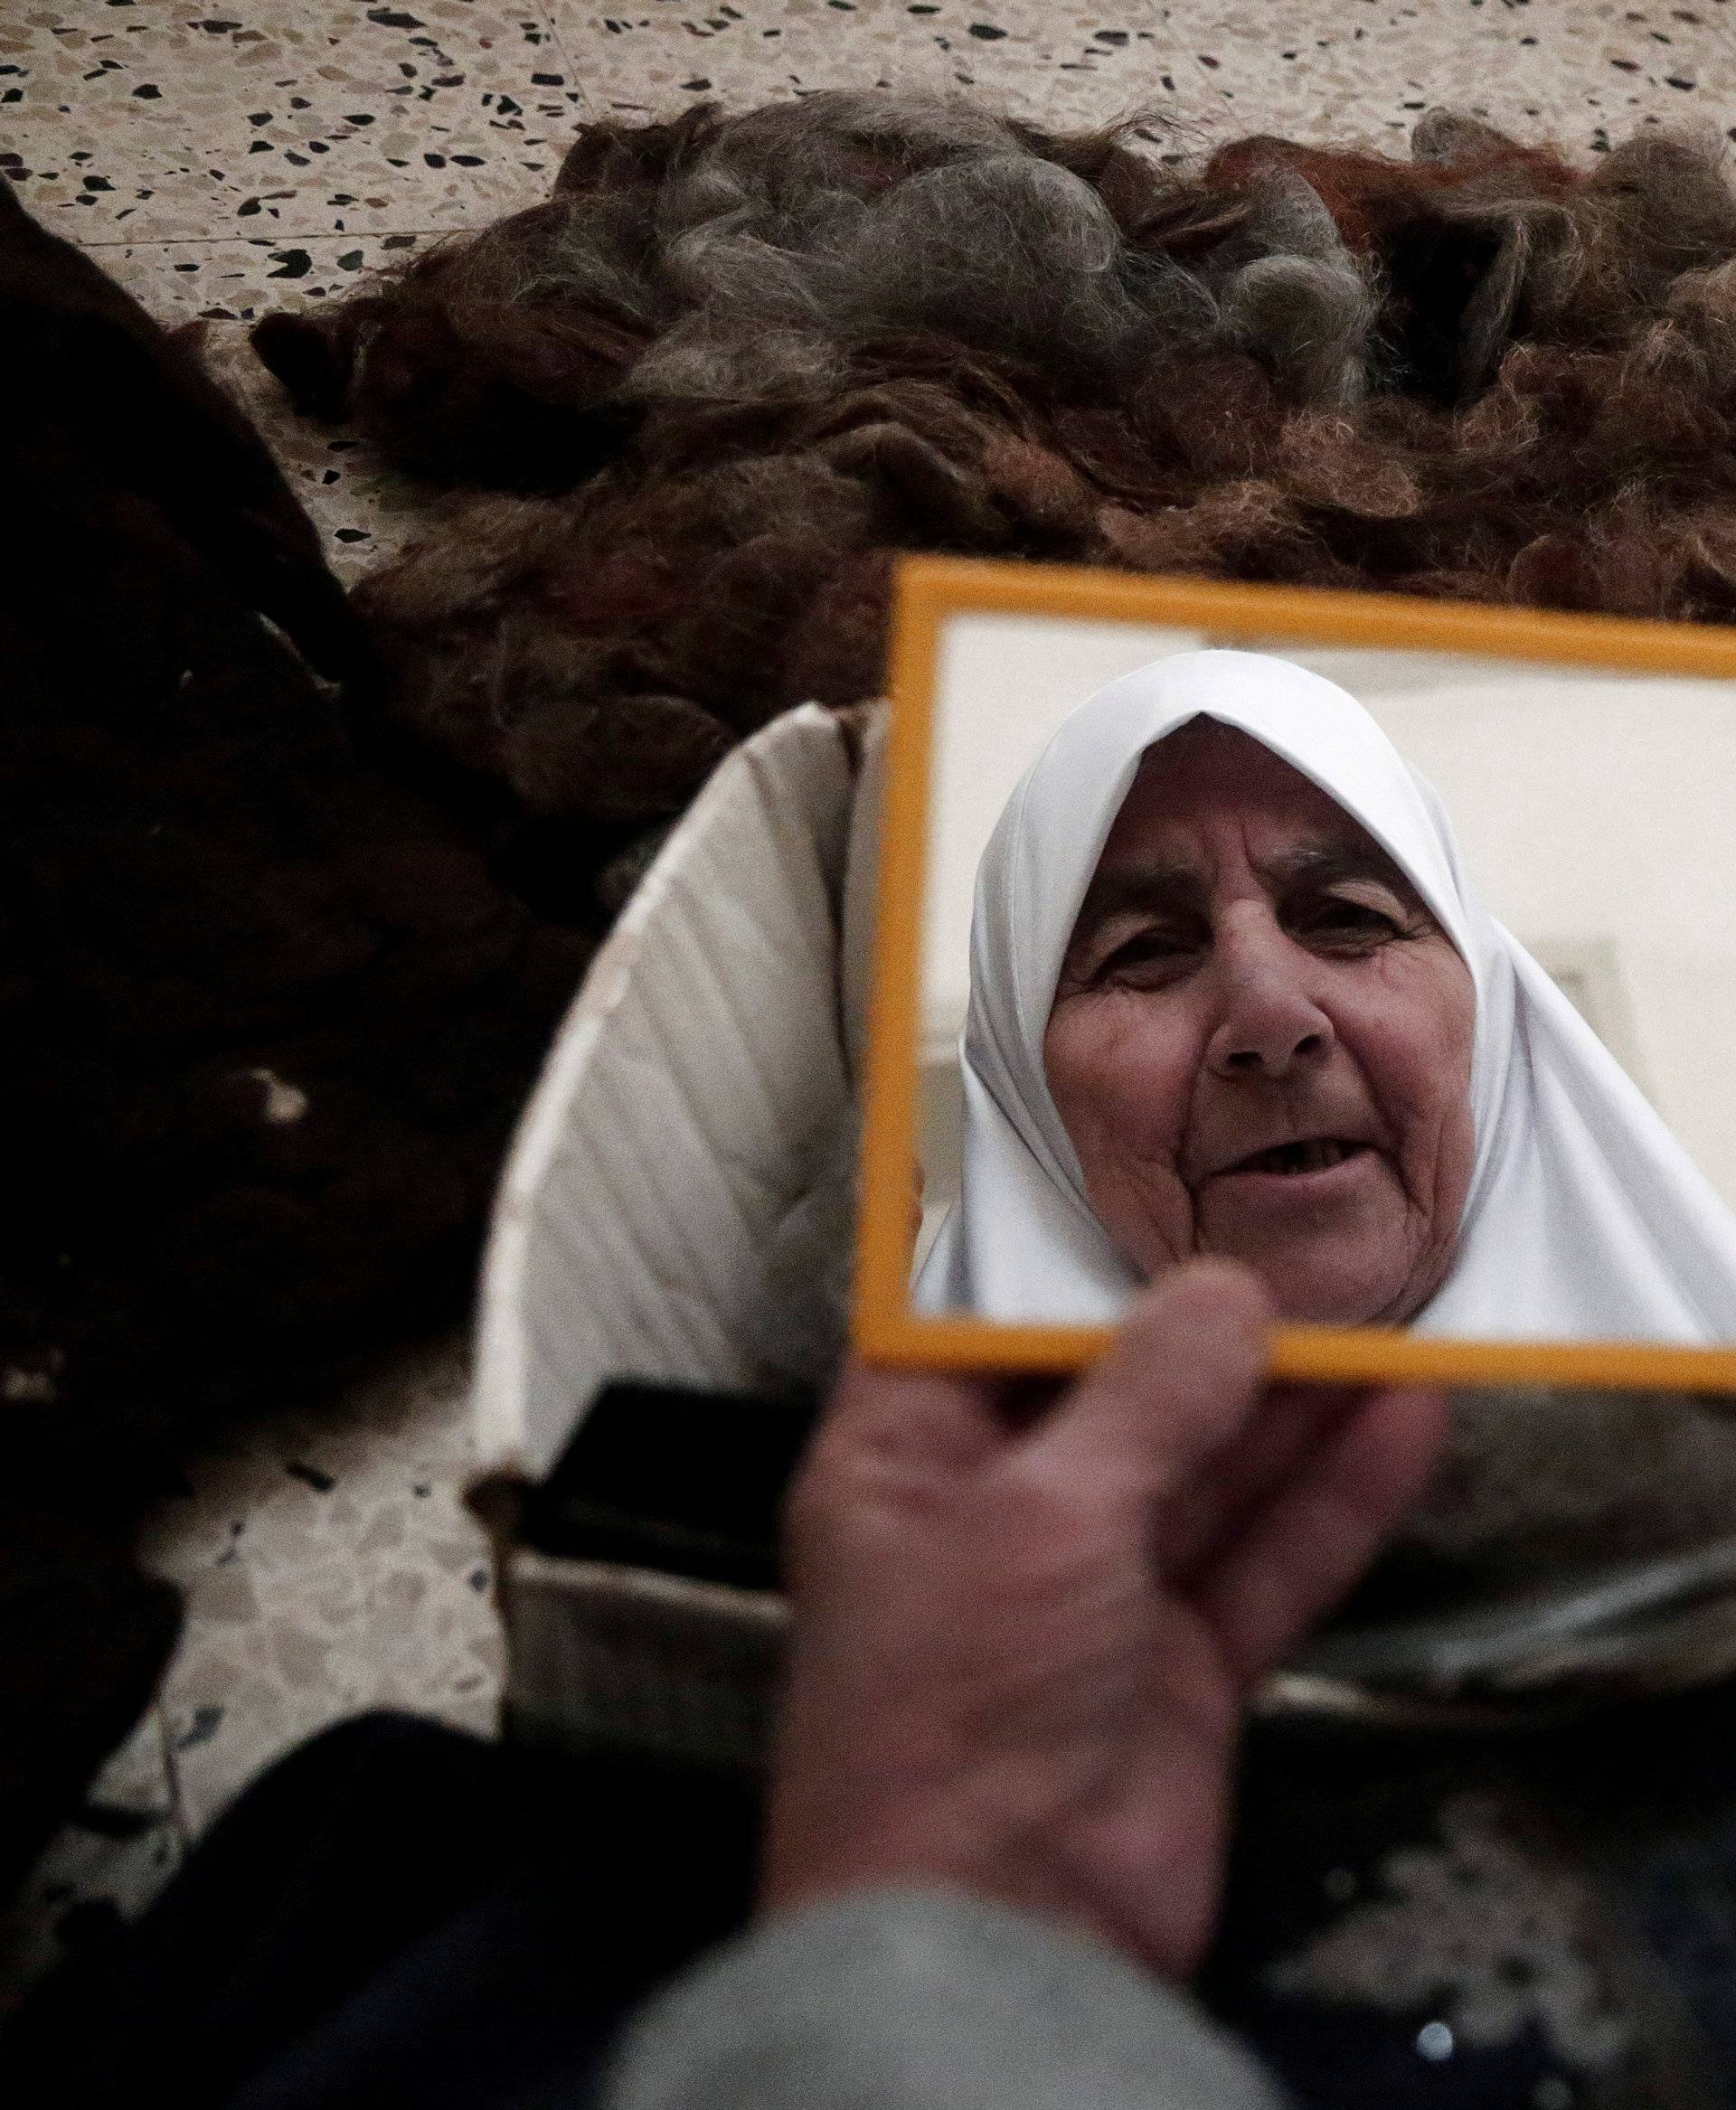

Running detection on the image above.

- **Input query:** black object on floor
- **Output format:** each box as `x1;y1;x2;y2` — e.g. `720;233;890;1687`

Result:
516;1380;821;1591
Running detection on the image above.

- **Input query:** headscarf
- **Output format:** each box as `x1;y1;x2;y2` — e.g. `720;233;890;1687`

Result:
915;649;1736;1342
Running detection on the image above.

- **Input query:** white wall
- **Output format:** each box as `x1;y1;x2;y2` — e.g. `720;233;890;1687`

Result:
1338;658;1736;1210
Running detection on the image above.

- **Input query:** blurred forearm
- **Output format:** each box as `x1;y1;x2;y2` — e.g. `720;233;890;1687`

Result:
598;1888;1289;2110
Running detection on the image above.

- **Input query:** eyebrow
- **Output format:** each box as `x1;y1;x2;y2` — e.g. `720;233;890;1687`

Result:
1068;839;1423;946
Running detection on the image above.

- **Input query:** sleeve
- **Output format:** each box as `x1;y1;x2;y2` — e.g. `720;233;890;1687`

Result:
595;1886;1290;2110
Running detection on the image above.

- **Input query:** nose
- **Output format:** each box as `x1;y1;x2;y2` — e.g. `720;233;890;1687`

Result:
1204;921;1335;1081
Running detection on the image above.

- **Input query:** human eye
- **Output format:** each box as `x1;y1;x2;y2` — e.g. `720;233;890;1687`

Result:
1292;887;1410;951
1092;920;1201;987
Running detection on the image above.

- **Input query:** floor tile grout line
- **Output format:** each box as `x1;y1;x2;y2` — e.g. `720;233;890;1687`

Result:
537;4;602;127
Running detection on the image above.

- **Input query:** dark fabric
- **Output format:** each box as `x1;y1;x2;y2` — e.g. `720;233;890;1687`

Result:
0;1487;181;1907
0;1712;760;2110
0;183;588;1896
18;1699;1736;2107
0;174;364;691
0;177;588;1465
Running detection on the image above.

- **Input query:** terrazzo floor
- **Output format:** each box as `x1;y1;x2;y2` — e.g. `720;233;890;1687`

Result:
8;0;1736;1993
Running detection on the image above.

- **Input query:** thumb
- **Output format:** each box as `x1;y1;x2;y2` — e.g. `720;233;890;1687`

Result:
785;1359;1014;1570
1015;1261;1274;1509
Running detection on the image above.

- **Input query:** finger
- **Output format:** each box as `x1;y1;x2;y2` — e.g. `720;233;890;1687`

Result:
1014;1260;1274;1509
1160;1382;1364;1580
806;1356;1014;1484
782;1359;1014;1588
1191;1385;1448;1684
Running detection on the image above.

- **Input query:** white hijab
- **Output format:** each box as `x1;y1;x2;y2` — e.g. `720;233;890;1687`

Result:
916;649;1736;1342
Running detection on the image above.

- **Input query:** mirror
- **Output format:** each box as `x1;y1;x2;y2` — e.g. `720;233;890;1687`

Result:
855;558;1736;1390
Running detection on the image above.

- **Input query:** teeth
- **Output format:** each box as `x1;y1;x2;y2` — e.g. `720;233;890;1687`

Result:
1242;1139;1354;1174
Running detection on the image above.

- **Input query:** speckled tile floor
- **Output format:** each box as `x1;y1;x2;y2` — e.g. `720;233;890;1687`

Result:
7;0;1736;1992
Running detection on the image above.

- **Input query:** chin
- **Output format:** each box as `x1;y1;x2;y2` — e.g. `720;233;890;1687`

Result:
1236;1247;1423;1329
1268;1283;1403;1327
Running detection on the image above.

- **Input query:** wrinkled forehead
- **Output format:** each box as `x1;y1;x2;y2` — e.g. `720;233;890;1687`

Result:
981;671;1482;1036
1049;696;1471;949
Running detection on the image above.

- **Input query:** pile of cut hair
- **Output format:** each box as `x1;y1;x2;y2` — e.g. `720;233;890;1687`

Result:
254;92;1736;928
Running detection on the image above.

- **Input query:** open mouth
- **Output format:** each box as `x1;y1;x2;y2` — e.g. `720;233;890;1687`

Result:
1227;1138;1369;1176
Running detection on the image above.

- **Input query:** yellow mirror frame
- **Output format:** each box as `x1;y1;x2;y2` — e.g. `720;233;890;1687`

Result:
854;554;1736;1392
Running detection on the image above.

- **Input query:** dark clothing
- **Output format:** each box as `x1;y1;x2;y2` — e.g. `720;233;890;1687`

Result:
17;1698;1736;2108
0;160;584;1897
0;1714;759;2109
0;1712;1285;2110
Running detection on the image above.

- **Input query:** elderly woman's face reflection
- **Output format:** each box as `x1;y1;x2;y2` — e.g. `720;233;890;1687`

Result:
1043;722;1477;1325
